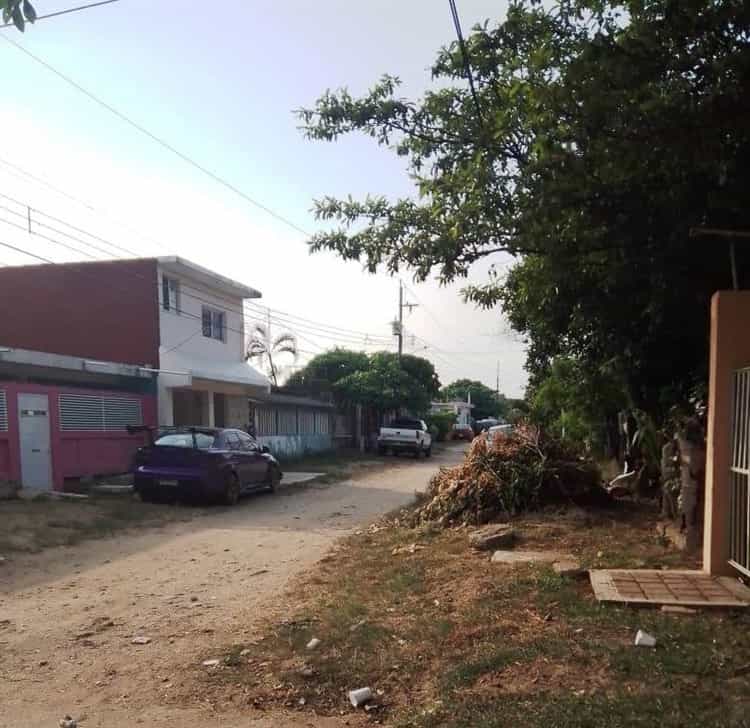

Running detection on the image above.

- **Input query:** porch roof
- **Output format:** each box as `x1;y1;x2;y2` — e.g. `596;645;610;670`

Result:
159;349;270;391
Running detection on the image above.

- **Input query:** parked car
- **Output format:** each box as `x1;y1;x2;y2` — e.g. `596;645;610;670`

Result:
377;417;432;457
451;423;475;441
128;426;282;505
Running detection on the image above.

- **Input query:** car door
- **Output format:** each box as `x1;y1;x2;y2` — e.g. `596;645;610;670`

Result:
222;431;247;485
237;431;266;485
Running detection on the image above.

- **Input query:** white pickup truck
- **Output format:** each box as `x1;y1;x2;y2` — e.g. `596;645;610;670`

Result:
377;417;432;458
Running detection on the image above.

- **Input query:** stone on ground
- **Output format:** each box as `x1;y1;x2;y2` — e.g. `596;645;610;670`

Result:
491;549;571;565
469;524;516;551
553;559;585;578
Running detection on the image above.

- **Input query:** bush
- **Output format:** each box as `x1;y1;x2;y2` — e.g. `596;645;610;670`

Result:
424;411;456;442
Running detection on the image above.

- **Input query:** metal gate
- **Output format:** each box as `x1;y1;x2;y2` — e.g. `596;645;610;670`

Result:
730;367;750;576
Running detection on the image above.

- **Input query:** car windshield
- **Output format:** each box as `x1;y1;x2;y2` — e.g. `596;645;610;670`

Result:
389;418;423;430
154;432;216;449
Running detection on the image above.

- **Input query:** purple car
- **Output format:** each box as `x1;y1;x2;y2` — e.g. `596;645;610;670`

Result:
129;426;282;505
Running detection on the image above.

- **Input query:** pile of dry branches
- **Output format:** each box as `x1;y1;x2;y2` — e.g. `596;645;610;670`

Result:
413;426;603;527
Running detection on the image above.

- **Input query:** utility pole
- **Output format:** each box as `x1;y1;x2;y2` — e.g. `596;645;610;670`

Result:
398;280;404;357
394;280;418;360
496;360;500;400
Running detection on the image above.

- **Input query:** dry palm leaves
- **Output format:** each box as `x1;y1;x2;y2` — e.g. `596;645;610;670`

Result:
414;426;604;527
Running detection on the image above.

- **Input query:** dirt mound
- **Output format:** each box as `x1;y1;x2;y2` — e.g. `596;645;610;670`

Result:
413;426;604;526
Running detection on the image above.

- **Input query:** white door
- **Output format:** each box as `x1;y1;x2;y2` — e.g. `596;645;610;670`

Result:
18;393;52;491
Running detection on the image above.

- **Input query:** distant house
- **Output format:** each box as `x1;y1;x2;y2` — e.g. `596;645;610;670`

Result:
0;257;269;492
430;399;474;426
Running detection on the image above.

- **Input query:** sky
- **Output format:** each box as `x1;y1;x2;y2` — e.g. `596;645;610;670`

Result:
0;0;528;397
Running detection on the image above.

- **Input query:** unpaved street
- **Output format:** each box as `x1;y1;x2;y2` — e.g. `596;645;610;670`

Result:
0;448;463;728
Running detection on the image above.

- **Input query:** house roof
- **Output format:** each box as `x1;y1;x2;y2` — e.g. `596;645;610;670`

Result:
157;256;262;300
251;392;334;409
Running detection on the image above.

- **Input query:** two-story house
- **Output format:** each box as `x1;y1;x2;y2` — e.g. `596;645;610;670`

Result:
0;257;269;492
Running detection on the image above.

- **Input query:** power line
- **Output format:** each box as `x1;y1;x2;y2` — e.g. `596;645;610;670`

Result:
0;34;313;238
0;0;120;28
0;156;173;255
0;215;396;357
0;190;394;348
448;0;483;122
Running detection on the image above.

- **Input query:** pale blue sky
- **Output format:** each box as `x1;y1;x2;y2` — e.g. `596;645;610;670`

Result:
0;0;527;396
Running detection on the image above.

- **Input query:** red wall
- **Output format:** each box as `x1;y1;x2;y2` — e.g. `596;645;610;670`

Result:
0;258;160;367
0;382;156;490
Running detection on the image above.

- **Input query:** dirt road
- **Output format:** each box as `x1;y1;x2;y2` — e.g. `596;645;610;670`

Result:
0;447;463;727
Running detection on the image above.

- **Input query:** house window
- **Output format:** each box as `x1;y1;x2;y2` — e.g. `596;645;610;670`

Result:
202;306;225;342
162;275;179;312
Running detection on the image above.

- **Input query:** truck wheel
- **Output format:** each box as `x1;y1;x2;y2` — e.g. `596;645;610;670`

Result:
378;446;386;456
425;446;432;458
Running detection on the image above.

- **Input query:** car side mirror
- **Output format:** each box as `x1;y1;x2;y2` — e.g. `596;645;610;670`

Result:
261;445;270;454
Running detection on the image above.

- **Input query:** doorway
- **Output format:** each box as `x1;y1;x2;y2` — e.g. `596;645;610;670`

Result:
18;392;52;490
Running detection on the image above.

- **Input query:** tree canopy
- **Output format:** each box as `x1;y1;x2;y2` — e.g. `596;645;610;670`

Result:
441;378;506;420
299;0;750;423
286;348;440;415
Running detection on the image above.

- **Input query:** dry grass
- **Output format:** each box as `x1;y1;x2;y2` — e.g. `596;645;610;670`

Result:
0;496;198;553
182;503;750;727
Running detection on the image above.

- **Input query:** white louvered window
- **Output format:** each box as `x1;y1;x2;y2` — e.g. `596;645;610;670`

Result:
0;389;7;432
59;394;143;432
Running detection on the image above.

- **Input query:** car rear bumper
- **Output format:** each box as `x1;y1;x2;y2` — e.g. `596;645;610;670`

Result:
134;468;225;498
377;440;422;452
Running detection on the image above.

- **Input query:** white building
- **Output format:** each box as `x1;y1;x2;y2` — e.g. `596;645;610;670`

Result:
430;398;474;426
155;257;270;427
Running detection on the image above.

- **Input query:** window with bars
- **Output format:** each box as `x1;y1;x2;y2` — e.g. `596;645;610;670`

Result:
59;393;143;432
0;389;7;432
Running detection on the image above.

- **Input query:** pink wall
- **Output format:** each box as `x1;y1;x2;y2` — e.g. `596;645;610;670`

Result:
0;381;156;491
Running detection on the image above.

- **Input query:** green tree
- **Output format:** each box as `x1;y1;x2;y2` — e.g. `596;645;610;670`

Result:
2;0;36;31
298;0;750;425
441;379;505;420
285;348;370;396
529;357;626;450
335;351;438;415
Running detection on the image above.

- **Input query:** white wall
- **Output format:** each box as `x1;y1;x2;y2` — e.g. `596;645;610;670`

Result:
157;264;246;364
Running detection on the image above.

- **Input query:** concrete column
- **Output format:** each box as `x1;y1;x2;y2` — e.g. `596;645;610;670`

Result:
704;291;750;574
157;380;174;426
205;390;215;427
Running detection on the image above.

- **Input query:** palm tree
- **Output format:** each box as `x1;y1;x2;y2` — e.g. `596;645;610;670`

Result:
246;323;298;386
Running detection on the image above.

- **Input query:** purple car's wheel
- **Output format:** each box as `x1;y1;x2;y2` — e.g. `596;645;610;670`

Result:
224;472;241;506
267;465;281;493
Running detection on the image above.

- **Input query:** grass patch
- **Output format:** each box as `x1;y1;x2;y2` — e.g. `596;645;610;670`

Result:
183;504;750;724
0;497;198;553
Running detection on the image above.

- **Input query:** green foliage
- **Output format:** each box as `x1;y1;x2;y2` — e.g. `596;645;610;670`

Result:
529;357;626;451
335;351;437;414
1;0;36;31
441;379;506;420
287;348;439;415
299;0;750;429
424;410;456;442
285;348;370;394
